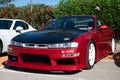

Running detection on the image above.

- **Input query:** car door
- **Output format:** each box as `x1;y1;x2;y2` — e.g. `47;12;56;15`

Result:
8;21;31;40
0;20;14;53
9;20;35;42
95;19;109;58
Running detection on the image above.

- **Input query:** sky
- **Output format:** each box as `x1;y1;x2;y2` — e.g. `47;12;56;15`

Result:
11;0;61;7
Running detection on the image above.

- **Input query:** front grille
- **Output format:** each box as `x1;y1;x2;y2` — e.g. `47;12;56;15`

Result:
23;43;48;48
20;54;51;65
56;58;75;65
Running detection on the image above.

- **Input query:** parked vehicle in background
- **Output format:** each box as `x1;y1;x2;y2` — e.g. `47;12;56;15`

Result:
6;15;115;71
0;19;36;54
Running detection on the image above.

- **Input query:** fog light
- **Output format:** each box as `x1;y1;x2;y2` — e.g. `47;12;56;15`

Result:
9;55;18;61
62;53;80;57
11;57;17;61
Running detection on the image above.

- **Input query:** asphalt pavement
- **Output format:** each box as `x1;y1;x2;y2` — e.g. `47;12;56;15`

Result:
0;60;120;80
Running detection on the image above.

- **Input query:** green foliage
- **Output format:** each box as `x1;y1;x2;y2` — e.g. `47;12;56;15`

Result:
0;0;120;31
0;4;55;30
54;0;120;31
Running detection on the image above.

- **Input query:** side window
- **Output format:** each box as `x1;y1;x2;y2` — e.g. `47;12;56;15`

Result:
97;19;104;29
97;20;101;26
13;21;29;30
0;20;12;29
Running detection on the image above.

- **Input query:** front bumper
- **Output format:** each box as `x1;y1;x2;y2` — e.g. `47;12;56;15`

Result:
6;45;83;71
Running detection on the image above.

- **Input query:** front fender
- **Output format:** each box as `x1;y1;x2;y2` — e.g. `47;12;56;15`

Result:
0;30;19;53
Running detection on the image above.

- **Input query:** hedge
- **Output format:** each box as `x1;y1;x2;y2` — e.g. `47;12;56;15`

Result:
54;0;120;31
0;0;120;32
0;4;55;30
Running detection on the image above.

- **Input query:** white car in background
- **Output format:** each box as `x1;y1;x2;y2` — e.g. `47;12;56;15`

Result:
0;18;36;54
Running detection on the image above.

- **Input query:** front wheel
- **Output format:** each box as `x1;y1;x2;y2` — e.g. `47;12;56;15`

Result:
0;43;2;55
86;41;96;69
111;38;115;54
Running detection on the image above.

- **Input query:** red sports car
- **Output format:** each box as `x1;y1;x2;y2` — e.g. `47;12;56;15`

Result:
6;15;115;71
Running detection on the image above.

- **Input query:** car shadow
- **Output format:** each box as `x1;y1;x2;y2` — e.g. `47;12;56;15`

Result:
113;52;120;67
0;52;7;57
4;63;81;75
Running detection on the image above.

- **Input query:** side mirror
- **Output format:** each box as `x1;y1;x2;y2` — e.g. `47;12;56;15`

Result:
15;26;23;33
100;25;108;29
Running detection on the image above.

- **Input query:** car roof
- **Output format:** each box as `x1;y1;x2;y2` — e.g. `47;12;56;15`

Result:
0;18;25;22
59;15;96;18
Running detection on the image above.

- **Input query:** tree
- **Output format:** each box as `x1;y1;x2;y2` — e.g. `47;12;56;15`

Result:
0;0;14;7
54;0;120;30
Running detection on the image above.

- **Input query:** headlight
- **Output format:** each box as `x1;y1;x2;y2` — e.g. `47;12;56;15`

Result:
11;41;24;47
48;42;79;48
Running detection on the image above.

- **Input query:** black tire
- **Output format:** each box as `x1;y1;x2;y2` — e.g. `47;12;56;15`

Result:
0;43;2;55
86;41;96;69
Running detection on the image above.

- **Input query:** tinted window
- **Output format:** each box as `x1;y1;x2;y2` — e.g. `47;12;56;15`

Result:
13;21;28;30
45;16;94;31
0;20;12;29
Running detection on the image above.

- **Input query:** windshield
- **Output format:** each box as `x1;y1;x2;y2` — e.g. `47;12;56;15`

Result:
0;20;13;29
45;16;94;30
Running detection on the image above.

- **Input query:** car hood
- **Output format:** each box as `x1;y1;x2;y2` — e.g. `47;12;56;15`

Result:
12;30;85;44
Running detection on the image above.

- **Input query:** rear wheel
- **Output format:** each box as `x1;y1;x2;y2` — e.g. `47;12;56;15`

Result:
87;41;96;69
